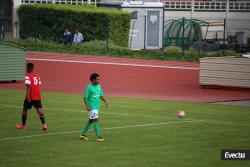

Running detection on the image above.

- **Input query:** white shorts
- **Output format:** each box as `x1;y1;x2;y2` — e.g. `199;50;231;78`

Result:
89;109;99;119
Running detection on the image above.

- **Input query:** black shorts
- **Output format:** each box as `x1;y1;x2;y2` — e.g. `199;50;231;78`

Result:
23;100;42;111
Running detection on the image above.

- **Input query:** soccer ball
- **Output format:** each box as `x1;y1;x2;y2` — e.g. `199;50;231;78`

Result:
177;110;185;118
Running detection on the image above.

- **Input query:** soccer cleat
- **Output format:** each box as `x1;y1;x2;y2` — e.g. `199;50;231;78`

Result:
41;124;47;131
16;124;26;129
96;137;105;142
80;135;89;141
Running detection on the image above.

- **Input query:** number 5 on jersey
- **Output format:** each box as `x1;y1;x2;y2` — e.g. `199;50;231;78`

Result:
33;77;41;85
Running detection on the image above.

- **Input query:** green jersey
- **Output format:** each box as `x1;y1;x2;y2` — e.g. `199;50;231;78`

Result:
83;84;104;110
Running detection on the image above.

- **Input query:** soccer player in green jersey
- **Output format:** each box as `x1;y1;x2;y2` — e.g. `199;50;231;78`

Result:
80;73;108;142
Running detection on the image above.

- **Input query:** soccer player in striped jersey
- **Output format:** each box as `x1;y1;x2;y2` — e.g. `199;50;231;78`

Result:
80;73;108;142
16;63;47;131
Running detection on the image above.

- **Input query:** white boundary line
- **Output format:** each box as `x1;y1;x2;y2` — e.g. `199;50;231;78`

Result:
0;120;204;142
27;58;199;70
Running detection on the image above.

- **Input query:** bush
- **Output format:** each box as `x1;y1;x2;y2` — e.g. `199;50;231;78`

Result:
82;40;125;49
18;4;131;47
185;47;198;56
211;50;237;57
5;39;222;62
164;46;182;55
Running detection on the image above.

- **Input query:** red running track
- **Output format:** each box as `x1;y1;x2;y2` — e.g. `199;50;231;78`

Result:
0;52;250;102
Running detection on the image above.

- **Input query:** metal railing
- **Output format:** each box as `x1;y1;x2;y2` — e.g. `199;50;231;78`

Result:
194;1;226;10
21;0;98;5
20;0;250;11
229;1;250;10
163;0;250;11
21;0;53;4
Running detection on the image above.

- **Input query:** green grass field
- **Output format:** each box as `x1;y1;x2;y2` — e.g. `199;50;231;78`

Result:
0;89;250;167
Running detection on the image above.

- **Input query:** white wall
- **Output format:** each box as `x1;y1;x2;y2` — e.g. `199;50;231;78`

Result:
13;0;22;39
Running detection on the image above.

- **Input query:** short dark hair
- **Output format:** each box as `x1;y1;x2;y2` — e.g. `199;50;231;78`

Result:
90;73;99;82
27;63;34;71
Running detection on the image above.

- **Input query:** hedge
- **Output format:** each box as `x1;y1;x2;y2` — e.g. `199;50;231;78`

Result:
6;39;237;62
18;4;131;47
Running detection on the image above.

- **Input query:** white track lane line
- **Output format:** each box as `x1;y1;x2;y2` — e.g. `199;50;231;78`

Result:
27;58;199;70
0;120;204;142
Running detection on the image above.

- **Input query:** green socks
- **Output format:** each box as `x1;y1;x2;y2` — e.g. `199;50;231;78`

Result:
82;121;92;136
93;122;101;138
81;120;102;138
